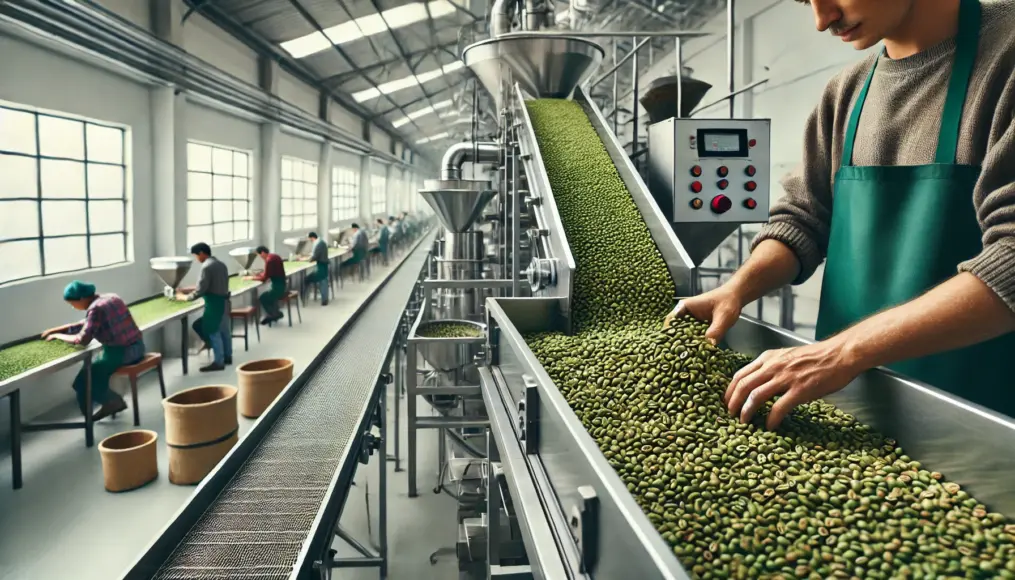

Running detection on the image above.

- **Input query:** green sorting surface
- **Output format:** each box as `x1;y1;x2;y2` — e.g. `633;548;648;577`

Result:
0;340;83;383
284;261;309;273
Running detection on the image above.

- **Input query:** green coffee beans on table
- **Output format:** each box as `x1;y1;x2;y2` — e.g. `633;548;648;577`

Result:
524;99;1014;579
417;321;483;339
0;340;82;382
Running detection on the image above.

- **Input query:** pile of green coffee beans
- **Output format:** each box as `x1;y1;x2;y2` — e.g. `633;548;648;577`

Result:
0;340;81;382
524;98;1014;579
417;321;484;339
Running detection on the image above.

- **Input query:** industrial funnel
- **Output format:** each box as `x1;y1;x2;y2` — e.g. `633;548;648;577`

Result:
229;247;258;271
640;75;713;123
420;179;496;233
463;33;604;109
150;257;193;298
283;237;310;259
413;320;486;372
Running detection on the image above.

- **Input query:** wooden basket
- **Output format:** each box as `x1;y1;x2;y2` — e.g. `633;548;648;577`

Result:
163;385;238;485
98;430;158;492
236;358;294;418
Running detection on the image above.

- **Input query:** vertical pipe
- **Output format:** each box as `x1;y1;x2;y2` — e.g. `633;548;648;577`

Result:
407;340;418;497
612;40;619;135
674;37;683;118
631;38;640;155
393;333;402;471
511;143;521;296
727;0;736;119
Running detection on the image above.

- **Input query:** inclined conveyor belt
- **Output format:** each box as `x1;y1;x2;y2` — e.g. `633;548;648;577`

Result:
123;235;434;580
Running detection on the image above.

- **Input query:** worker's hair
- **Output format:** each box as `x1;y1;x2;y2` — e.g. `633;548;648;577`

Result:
376;218;384;224
190;242;212;256
351;223;360;229
308;232;318;239
255;245;270;254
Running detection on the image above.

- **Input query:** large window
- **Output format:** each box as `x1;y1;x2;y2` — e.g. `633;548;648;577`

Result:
0;104;131;286
371;172;387;216
331;165;359;222
281;156;318;231
187;142;252;246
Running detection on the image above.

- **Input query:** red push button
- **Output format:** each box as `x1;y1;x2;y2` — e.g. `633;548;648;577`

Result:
711;195;732;214
745;181;757;192
690;165;702;177
749;138;757;148
717;179;729;190
690;181;703;193
717;166;729;177
745;165;757;177
689;198;703;210
743;198;758;210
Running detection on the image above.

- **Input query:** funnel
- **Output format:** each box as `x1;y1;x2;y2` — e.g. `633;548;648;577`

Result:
463;33;604;109
640;75;713;123
283;237;310;258
327;227;345;247
413;320;486;372
229;247;258;271
420;179;496;233
150;257;192;294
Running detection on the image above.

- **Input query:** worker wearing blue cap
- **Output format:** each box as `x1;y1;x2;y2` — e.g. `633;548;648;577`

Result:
41;281;146;420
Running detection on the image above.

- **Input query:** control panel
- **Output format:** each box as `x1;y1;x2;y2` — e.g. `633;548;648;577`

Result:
647;118;771;224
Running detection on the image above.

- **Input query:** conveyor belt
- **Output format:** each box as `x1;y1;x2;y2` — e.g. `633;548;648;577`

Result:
124;235;433;580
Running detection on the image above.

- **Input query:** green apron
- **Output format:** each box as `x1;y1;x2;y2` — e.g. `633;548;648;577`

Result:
267;276;286;300
816;0;1015;417
201;293;227;337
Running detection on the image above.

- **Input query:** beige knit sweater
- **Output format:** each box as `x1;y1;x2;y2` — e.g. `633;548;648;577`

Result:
753;0;1015;310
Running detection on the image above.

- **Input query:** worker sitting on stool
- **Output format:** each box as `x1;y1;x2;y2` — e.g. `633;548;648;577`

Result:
42;281;145;420
351;223;370;280
246;245;286;325
376;218;390;265
178;242;232;372
300;231;330;306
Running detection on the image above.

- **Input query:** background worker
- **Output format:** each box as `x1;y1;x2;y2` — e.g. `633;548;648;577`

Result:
42;281;145;420
178;242;232;372
245;245;286;325
666;0;1015;426
376;218;390;265
300;231;330;306
351;223;370;280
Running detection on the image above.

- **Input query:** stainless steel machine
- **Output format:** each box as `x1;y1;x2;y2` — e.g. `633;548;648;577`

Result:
149;257;193;299
399;12;1015;580
228;246;259;275
283;236;310;260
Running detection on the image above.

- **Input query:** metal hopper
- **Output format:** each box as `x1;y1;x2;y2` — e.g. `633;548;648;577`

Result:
419;179;496;233
229;247;258;274
150;257;193;299
411;319;487;372
283;237;310;260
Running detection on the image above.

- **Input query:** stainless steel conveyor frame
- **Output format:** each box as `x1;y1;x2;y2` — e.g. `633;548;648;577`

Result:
121;232;435;580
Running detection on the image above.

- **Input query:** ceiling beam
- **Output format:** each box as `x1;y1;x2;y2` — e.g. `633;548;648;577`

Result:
320;41;459;87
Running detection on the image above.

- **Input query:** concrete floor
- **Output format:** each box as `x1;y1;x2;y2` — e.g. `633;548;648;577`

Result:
0;254;459;580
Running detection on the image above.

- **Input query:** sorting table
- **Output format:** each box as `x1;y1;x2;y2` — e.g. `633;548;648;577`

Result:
0;275;268;490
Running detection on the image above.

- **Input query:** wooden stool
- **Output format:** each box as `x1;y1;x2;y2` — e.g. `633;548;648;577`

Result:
230;306;260;351
276;290;302;327
113;353;166;427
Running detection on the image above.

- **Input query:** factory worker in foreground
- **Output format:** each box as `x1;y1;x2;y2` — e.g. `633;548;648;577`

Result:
245;245;286;325
178;242;232;372
300;232;330;306
665;0;1015;426
42;281;145;420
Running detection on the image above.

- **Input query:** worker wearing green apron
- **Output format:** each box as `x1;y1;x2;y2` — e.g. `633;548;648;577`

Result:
301;232;330;305
178;242;232;372
42;281;146;420
247;245;287;324
665;0;1015;428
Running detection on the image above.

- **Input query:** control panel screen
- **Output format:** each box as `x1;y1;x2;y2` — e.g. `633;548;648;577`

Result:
697;129;748;158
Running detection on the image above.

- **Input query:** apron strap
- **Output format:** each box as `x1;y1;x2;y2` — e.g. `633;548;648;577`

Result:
936;0;981;164
841;0;982;168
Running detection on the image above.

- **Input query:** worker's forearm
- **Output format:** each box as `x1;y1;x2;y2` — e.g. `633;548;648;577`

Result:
829;273;1015;370
725;239;802;306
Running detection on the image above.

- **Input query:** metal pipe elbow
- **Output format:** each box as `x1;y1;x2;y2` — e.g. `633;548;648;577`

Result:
441;142;502;180
490;0;516;36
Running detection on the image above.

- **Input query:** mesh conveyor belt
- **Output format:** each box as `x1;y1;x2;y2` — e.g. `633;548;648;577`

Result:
150;241;432;580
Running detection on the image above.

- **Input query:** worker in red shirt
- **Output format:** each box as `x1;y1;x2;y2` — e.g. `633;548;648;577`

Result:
245;245;287;325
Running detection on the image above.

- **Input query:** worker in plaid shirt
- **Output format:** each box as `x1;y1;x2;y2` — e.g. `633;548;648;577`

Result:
42;281;146;421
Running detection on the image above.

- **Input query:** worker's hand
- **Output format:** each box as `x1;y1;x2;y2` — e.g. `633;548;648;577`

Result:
725;341;864;430
663;286;743;345
45;333;72;343
175;292;188;301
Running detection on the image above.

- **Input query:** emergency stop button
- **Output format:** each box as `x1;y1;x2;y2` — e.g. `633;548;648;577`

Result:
711;195;732;214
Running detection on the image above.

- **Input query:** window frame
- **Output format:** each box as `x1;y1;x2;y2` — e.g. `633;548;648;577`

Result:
280;155;319;232
331;165;360;223
185;140;254;248
370;172;387;216
0;102;131;286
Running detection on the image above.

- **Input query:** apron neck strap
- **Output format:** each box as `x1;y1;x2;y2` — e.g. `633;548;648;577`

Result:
840;0;982;168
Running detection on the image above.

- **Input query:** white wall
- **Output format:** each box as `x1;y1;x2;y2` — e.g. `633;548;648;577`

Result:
91;0;152;31
0;35;156;424
181;9;260;85
328;100;363;136
279;70;321;116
